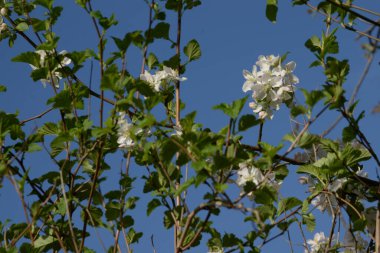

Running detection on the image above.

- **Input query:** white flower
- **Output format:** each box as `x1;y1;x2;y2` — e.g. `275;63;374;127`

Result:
236;162;281;196
117;112;135;149
305;232;333;253
328;178;346;192
160;66;187;82
29;50;71;88
0;22;6;33
0;7;7;16
171;125;183;136
140;70;163;91
140;66;187;92
243;55;298;120
343;231;368;253
356;169;368;178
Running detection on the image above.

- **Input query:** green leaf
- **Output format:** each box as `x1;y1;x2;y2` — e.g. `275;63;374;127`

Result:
0;85;6;92
277;197;302;216
297;133;320;149
147;53;159;69
342;126;356;143
213;96;248;119
147;199;161;216
38;122;60;135
12;52;40;66
175;177;195;196
266;0;278;23
302;213;316;232
341;145;371;167
290;104;308;117
16;22;29;32
184;39;201;62
34;235;57;248
238;114;260;132
151;22;170;40
126;228;143;244
301;89;324;108
222;233;242;247
121;215;134;228
27;143;42;152
34;0;54;9
297;165;325;182
305;35;321;53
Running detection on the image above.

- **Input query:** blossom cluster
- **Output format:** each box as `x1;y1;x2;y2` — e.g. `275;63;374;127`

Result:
29;50;71;88
140;66;187;92
306;231;368;253
305;232;331;253
236;162;281;197
242;55;299;120
116;112;137;149
116;112;150;149
299;169;367;216
0;8;7;33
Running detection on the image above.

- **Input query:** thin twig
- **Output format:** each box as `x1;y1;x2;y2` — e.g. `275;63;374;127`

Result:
19;107;54;125
59;170;80;252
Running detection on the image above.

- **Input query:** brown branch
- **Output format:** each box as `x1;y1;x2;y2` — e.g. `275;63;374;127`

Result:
19;107;54;125
325;0;380;28
306;3;380;43
79;143;104;252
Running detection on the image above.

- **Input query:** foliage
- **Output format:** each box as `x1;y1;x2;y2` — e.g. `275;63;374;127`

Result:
0;0;380;252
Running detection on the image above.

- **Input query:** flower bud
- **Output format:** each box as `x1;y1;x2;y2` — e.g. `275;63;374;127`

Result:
0;8;7;16
0;22;7;32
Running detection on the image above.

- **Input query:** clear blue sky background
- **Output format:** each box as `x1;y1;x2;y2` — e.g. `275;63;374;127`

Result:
1;0;379;252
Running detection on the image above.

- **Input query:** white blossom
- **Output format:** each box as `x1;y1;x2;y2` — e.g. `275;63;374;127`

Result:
305;232;334;253
0;7;7;16
29;50;71;88
171;125;183;136
242;54;298;120
116;112;135;149
236;162;281;197
140;70;163;91
140;66;187;92
304;177;345;216
161;66;187;82
0;22;6;33
356;169;368;178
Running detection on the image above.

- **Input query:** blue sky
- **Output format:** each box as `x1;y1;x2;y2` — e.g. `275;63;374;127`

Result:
1;0;380;252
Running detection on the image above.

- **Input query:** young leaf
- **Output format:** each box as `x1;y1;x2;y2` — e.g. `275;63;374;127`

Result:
184;39;201;62
213;96;248;119
266;0;278;23
238;114;260;132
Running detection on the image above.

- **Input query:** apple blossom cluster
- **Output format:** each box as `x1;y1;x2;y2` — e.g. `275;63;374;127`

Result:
116;112;137;149
236;162;281;197
299;169;368;216
140;66;187;92
0;8;7;34
29;50;71;88
242;55;299;120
